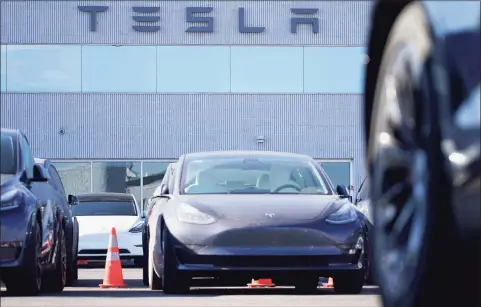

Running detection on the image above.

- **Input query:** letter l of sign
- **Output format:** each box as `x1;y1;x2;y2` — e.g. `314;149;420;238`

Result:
238;8;265;33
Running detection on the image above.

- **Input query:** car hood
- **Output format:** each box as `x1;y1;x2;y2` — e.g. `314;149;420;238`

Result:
1;174;17;189
76;216;141;235
176;194;343;221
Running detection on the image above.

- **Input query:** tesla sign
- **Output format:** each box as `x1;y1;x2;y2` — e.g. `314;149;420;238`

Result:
78;6;320;34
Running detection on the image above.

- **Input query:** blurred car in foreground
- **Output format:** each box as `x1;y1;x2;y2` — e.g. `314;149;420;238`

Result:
0;128;67;295
364;1;479;306
146;150;369;294
35;158;79;286
69;192;144;266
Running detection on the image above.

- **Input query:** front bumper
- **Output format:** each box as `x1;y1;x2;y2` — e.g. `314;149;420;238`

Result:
154;219;366;279
77;231;142;264
0;207;30;268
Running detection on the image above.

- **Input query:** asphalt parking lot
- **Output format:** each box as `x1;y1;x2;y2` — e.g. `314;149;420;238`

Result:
1;268;381;307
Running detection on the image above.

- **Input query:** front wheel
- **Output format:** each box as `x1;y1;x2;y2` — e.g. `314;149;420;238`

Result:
161;226;190;294
6;220;43;296
367;2;456;307
148;239;162;290
42;227;67;292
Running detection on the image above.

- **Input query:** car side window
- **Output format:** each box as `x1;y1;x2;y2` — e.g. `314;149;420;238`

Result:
19;135;35;178
168;167;176;193
48;165;67;198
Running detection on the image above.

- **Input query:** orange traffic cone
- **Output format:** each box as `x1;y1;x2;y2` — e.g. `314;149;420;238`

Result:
322;277;334;288
99;227;127;288
247;278;275;288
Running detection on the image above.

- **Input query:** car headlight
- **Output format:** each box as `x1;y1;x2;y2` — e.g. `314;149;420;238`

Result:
325;203;358;225
0;190;22;211
177;203;216;225
128;221;144;233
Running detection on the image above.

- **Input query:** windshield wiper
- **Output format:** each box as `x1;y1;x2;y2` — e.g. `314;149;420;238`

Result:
228;187;270;194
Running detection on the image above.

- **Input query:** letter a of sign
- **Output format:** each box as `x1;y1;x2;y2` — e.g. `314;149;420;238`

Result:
290;8;319;34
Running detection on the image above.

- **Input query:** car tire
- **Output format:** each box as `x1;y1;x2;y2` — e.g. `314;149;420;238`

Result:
367;3;457;307
6;220;42;296
293;275;319;294
161;225;190;294
66;229;77;286
143;254;150;286
334;270;365;294
42;227;67;293
148;238;163;290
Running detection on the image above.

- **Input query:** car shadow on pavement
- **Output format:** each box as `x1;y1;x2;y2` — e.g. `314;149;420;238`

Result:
48;277;378;298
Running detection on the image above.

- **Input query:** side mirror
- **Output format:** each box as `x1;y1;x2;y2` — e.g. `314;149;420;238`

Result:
336;184;352;203
160;184;169;196
31;164;48;182
68;194;78;206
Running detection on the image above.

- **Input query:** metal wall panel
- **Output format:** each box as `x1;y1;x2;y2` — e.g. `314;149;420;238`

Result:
1;0;371;46
0;93;366;187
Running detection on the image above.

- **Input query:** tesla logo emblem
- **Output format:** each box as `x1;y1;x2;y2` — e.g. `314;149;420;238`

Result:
265;213;275;218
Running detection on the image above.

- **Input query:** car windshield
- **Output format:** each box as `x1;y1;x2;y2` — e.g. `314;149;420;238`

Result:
0;134;18;175
181;157;331;195
72;201;137;216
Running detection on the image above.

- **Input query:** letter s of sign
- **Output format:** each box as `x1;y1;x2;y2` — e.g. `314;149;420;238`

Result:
290;8;319;34
185;7;214;33
78;6;108;32
132;6;161;32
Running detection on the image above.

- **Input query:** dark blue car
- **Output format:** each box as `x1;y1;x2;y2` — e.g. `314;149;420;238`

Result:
364;1;479;307
0;128;67;295
35;158;80;286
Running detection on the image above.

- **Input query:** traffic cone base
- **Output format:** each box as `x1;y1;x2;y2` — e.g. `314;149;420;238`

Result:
247;278;275;288
99;227;127;288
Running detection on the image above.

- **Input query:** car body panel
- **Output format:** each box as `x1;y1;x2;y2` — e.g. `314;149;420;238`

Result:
0;128;63;274
148;151;367;279
72;192;144;263
34;158;79;268
366;1;480;239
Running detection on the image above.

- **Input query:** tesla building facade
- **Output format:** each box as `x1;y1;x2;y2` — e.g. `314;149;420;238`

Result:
0;1;371;206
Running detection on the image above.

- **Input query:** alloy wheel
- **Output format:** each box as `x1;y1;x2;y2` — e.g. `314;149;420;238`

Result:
369;44;429;300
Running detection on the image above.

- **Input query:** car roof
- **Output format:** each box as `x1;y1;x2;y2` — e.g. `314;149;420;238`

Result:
1;128;19;137
34;158;49;165
182;150;312;161
75;192;135;202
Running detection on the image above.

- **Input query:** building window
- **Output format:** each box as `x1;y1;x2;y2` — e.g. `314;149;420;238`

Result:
141;161;172;208
91;161;142;205
317;160;352;192
81;46;157;93
1;45;6;92
52;162;92;196
157;46;230;93
230;46;304;93
6;45;81;92
304;47;366;93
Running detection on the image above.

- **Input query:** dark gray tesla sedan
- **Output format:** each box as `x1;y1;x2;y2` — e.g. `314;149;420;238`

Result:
146;151;368;294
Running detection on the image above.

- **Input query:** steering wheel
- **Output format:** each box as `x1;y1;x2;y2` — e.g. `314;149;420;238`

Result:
273;184;302;193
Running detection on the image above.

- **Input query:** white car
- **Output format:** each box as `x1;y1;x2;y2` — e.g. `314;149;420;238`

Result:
69;192;144;266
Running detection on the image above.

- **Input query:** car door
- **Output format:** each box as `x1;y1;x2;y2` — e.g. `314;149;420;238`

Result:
21;137;56;259
48;164;78;256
